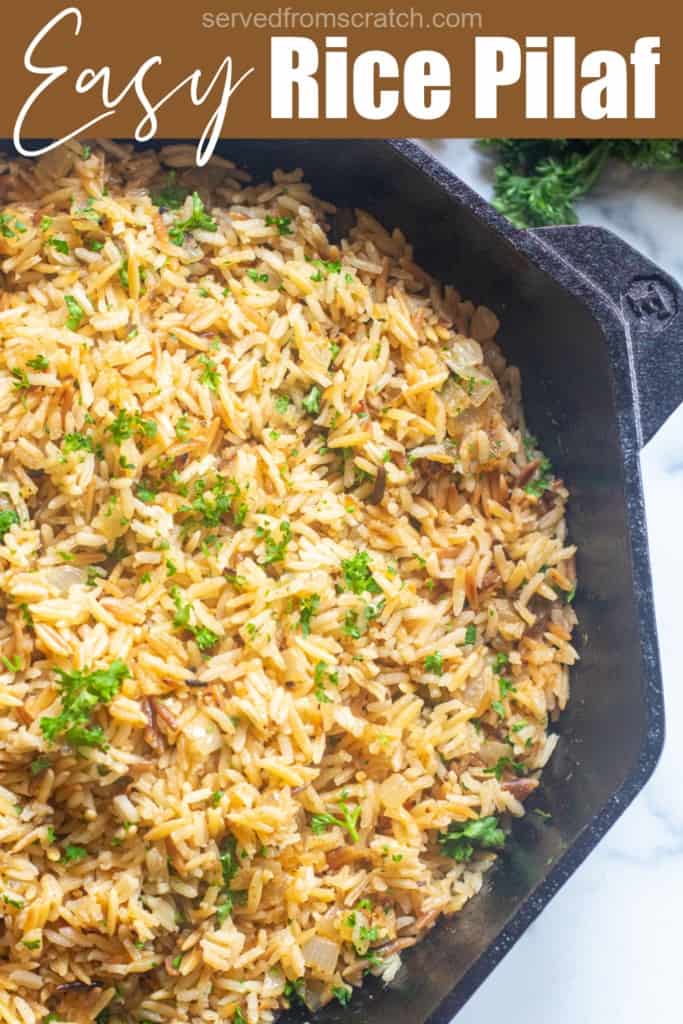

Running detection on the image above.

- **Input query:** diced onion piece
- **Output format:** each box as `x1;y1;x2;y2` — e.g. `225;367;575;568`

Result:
302;935;340;975
44;565;87;594
184;711;223;754
461;675;488;714
445;336;483;372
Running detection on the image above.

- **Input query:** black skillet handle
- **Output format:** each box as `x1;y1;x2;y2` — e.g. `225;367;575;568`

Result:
529;224;683;448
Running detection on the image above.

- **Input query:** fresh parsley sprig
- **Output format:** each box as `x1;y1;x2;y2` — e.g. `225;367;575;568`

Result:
40;660;130;749
438;816;505;862
480;139;683;228
168;192;217;246
310;791;362;843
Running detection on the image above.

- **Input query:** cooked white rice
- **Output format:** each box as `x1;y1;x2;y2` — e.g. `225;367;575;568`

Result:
0;142;578;1024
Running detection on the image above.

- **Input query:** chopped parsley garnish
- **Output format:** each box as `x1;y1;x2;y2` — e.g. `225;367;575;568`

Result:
182;476;246;530
62;844;88;863
220;835;239;886
358;924;378;945
484;756;526;781
23;939;41;950
314;682;331;703
193;626;219;652
453;372;477;396
524;456;554;497
27;355;49;371
2;894;23;909
341;551;381;595
30;756;50;775
215;894;233;926
424;652;444;676
0;509;19;541
313;661;338;702
302;386;321;415
314;661;337;685
47;237;69;255
533;808;553;821
247;269;269;283
274;394;291;414
199;354;220;391
168;191;217;246
498;676;516;698
265;213;293;236
225;572;247;589
464;624;477;645
107;409;157;444
152;172;190;211
135;484;157;504
343;610;362;639
64;295;85;331
438;816;505;862
171;587;191;628
256;520;292;566
310;791;361;843
11;368;30;391
332;986;352;1006
88;239;104;252
309;262;342;278
211;789;224;806
39;216;53;231
361;949;384;968
62;432;95;454
0;214;26;239
40;660;130;749
492;652;509;673
81;145;92;160
171;587;219;650
175;414;191;439
298;594;320;637
283;978;305;1005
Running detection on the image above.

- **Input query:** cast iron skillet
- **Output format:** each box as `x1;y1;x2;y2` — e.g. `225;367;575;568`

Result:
4;138;674;1019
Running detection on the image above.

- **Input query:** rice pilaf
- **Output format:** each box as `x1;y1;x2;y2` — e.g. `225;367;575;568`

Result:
0;142;578;1024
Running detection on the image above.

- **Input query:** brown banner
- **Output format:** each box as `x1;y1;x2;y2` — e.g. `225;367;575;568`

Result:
0;0;680;145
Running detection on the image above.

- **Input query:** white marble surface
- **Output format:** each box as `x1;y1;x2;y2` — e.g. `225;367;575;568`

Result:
422;140;683;1022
